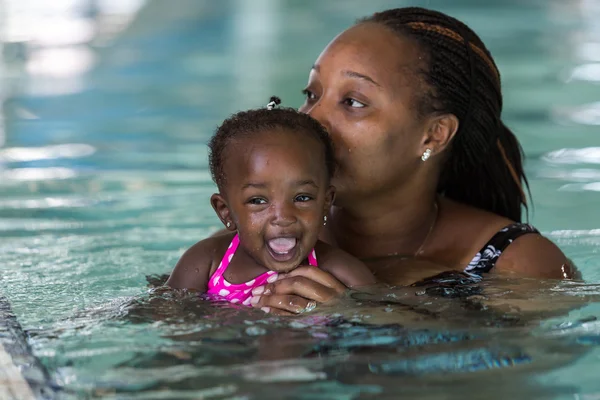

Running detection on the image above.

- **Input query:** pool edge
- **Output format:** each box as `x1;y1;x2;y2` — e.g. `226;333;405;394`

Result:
0;295;58;400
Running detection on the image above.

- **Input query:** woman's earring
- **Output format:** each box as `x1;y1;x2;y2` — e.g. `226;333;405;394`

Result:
323;216;327;226
421;148;432;161
226;221;231;228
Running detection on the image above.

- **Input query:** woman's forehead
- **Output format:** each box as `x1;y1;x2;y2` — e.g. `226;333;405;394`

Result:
314;23;422;88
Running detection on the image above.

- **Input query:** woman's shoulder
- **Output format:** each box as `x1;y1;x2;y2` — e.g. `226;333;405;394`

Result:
441;199;574;279
442;197;514;229
438;198;515;261
492;233;577;279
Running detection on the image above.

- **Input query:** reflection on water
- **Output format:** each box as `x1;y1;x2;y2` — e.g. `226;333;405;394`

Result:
568;63;600;83
557;103;600;126
544;147;600;165
0;143;96;162
2;0;600;398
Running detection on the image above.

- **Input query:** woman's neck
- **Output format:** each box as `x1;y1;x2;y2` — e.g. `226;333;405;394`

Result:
330;190;439;260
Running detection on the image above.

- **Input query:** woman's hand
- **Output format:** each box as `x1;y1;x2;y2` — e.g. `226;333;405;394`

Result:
249;266;347;316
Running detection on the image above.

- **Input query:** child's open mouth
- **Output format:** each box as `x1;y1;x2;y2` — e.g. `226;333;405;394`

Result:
267;237;298;262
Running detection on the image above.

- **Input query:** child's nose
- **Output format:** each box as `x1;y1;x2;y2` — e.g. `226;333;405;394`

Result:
271;202;297;227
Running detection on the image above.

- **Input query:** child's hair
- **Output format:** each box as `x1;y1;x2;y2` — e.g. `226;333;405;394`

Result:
208;98;336;190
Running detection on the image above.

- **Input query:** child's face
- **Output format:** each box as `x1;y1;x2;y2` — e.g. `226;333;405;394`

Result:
212;129;334;273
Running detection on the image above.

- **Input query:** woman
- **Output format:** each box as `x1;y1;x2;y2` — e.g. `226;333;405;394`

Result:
174;7;576;315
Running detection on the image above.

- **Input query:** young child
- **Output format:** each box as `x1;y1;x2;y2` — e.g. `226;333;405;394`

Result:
166;97;376;308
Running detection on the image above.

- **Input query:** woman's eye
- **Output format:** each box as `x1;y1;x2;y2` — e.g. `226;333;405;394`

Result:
248;198;267;205
344;98;366;108
295;195;313;202
302;89;317;101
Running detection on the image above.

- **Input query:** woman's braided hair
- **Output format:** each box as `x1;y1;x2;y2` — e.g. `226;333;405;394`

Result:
361;7;529;222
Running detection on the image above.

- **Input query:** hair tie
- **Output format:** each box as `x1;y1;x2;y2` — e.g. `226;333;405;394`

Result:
266;96;281;110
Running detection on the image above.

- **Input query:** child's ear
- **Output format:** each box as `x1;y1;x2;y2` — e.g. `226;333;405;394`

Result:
210;193;237;231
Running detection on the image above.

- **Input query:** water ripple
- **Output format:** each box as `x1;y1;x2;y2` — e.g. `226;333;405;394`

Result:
542;147;600;165
0;144;95;162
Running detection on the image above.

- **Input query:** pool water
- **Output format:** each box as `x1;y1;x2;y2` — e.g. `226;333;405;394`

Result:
2;0;600;398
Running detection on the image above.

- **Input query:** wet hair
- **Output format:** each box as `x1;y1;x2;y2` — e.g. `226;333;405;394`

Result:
361;7;529;222
209;97;336;190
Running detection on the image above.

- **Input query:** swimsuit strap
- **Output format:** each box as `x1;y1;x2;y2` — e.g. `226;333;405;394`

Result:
209;234;240;285
307;248;318;267
465;223;539;274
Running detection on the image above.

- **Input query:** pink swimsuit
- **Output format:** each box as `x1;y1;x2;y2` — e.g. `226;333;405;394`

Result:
206;234;318;306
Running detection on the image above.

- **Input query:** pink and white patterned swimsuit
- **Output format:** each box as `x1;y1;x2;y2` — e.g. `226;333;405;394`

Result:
206;234;318;306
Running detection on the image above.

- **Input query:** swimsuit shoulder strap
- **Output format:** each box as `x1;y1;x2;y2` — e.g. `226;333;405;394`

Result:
209;234;240;286
307;248;318;267
465;223;540;274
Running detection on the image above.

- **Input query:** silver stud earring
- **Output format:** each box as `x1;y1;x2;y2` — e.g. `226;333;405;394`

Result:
421;148;432;161
323;216;327;226
226;221;231;228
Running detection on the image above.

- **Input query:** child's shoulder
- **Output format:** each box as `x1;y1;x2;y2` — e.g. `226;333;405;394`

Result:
192;231;236;258
314;240;376;288
166;232;236;290
186;232;235;264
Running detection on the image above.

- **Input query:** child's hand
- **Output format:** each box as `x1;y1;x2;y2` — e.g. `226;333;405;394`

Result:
249;266;346;316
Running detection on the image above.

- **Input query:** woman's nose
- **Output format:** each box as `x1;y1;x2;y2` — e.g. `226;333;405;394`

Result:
304;100;332;133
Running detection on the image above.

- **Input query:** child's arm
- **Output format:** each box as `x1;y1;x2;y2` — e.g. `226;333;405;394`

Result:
166;236;224;291
315;241;377;288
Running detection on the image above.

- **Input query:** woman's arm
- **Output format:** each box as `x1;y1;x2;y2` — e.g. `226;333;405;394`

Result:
494;234;580;279
315;241;377;287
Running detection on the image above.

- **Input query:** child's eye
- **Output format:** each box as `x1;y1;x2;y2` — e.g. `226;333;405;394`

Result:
294;194;313;202
248;198;267;205
343;98;366;108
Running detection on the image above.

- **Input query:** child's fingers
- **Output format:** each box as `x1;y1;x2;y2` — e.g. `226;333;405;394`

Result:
250;293;314;314
279;266;346;293
247;267;346;315
259;306;296;316
255;275;339;303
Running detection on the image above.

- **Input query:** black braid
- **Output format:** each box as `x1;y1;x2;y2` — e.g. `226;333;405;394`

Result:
209;101;336;191
360;7;529;222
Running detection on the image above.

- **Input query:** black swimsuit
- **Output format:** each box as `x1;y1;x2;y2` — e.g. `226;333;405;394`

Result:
464;223;540;274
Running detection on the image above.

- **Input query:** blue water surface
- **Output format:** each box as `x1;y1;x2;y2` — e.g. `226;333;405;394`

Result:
2;0;600;398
